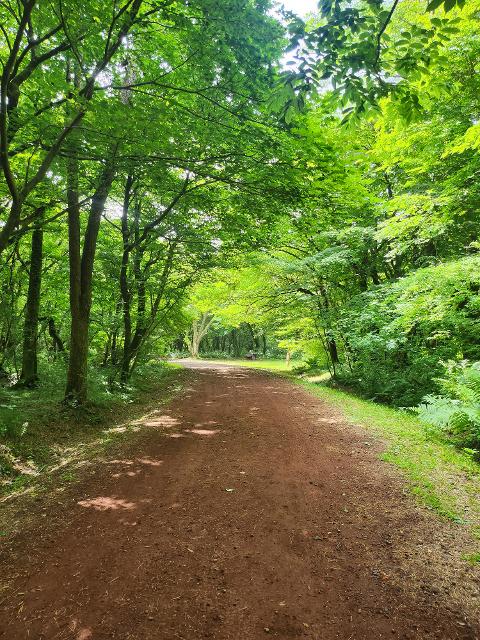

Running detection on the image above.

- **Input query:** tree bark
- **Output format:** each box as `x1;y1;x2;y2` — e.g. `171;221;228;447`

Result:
121;227;176;382
119;175;135;382
262;333;267;355
46;317;65;352
327;336;340;365
187;312;214;358
19;223;43;386
65;152;117;403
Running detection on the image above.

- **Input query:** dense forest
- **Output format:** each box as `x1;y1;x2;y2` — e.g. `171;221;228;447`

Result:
1;0;479;454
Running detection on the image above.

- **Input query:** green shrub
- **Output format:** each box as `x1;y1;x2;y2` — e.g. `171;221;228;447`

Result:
337;256;480;405
416;360;480;450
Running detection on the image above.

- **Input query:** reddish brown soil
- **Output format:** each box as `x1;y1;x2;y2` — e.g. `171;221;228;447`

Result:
1;364;479;640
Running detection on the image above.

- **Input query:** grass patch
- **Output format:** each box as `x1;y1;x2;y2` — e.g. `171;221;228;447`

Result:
463;552;480;566
197;357;300;372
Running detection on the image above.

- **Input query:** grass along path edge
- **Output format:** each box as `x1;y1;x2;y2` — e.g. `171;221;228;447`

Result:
296;378;480;561
205;358;480;561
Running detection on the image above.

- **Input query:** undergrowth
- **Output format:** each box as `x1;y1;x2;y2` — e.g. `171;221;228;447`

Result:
0;360;185;496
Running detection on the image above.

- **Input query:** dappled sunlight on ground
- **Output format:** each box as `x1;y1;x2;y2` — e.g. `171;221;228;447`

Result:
136;457;163;466
3;365;479;640
100;408;183;440
140;414;180;428
69;620;93;640
187;429;220;436
103;457;164;467
100;456;165;479
111;470;140;479
77;496;136;511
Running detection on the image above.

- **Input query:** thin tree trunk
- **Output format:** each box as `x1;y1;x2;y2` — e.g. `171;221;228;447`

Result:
119;176;134;382
19;223;43;386
122;241;175;382
246;322;258;350
187;312;213;358
47;317;65;352
102;333;112;366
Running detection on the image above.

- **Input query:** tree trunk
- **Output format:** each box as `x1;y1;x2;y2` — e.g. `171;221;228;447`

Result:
65;314;89;402
19;224;43;386
328;337;339;365
232;328;241;358
111;332;118;365
47;317;64;352
65;152;117;403
119;175;134;383
102;333;112;366
246;322;259;350
187;312;213;358
118;182;176;382
286;350;291;367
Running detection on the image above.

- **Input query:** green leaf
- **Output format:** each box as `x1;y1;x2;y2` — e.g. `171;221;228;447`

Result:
427;0;446;11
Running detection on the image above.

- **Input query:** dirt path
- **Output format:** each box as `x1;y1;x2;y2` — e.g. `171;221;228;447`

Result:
1;364;479;640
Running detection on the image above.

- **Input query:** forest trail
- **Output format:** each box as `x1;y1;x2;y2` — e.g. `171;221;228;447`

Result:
0;364;479;640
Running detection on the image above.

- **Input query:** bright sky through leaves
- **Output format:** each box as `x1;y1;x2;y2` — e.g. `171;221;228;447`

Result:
280;0;318;17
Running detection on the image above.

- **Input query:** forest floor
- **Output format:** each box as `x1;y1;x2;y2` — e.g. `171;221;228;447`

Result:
0;362;479;640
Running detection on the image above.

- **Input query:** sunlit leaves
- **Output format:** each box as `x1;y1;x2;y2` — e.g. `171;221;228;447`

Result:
443;123;480;156
427;0;466;12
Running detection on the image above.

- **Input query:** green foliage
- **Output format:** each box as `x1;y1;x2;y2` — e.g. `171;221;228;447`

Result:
417;361;480;449
281;0;474;122
220;2;480;420
334;257;480;405
0;0;305;399
1;0;480;483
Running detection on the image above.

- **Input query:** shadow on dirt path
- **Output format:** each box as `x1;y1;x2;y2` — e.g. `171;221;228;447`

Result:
0;363;478;639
